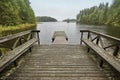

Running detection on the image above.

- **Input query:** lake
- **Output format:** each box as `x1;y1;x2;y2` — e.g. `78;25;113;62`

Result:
37;22;120;44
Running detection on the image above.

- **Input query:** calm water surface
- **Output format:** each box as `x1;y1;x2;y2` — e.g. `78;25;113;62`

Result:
37;22;120;44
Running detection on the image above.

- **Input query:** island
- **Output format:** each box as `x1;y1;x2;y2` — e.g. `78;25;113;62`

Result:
63;19;76;23
36;16;57;22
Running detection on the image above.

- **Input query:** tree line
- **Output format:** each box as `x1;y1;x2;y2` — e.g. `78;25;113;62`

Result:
77;0;120;27
0;0;35;26
63;19;76;22
36;16;57;22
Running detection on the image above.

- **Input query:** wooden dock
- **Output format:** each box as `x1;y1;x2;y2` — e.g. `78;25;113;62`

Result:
0;30;120;80
5;45;108;80
52;31;68;44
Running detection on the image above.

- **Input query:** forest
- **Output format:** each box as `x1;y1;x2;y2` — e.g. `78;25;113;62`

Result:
63;19;76;22
77;0;120;27
0;0;35;26
36;16;57;22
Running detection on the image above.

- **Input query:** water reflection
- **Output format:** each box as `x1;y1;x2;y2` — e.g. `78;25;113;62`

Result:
106;26;120;38
37;22;120;44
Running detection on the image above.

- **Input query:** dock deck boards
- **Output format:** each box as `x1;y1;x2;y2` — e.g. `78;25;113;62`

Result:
52;31;68;44
6;45;108;80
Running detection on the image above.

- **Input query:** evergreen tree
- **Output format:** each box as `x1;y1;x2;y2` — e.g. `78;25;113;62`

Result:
0;0;35;26
0;0;20;26
106;0;120;27
77;0;120;27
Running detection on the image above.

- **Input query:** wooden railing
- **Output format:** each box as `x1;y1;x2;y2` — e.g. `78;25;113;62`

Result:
31;30;40;45
80;30;120;57
80;30;120;75
0;30;40;73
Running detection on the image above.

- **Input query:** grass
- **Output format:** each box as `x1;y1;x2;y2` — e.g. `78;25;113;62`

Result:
0;23;36;37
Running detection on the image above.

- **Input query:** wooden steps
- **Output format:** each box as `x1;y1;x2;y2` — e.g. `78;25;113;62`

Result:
5;45;108;80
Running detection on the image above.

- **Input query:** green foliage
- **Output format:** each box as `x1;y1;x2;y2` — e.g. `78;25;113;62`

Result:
17;0;36;24
63;19;76;22
0;0;35;26
0;0;20;26
77;3;108;25
106;0;120;27
36;16;57;22
77;0;120;27
0;24;36;37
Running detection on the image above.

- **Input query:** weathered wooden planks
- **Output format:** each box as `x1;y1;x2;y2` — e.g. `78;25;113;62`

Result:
5;45;108;80
52;31;68;44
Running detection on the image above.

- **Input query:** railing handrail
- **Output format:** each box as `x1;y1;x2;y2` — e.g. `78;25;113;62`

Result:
80;30;120;43
0;30;40;44
0;30;31;43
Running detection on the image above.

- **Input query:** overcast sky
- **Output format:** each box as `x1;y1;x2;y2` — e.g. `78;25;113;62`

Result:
29;0;113;21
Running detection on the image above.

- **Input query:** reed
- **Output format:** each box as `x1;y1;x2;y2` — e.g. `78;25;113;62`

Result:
0;24;36;37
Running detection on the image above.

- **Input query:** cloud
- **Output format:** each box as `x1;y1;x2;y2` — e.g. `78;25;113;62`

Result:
29;0;113;21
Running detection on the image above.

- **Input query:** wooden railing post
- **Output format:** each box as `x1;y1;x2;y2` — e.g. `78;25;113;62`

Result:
87;31;90;39
113;46;119;57
80;32;83;45
31;30;40;45
96;36;100;45
99;60;104;68
87;31;90;52
14;61;18;67
37;31;40;45
19;37;22;45
0;49;2;57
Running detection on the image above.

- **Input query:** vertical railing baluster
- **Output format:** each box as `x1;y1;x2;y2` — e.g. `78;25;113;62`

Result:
87;31;90;39
19;37;22;45
96;36;100;45
99;60;104;68
80;32;83;45
37;31;40;45
99;37;104;48
31;30;40;45
87;31;90;52
0;49;2;57
14;61;18;67
113;46;119;57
